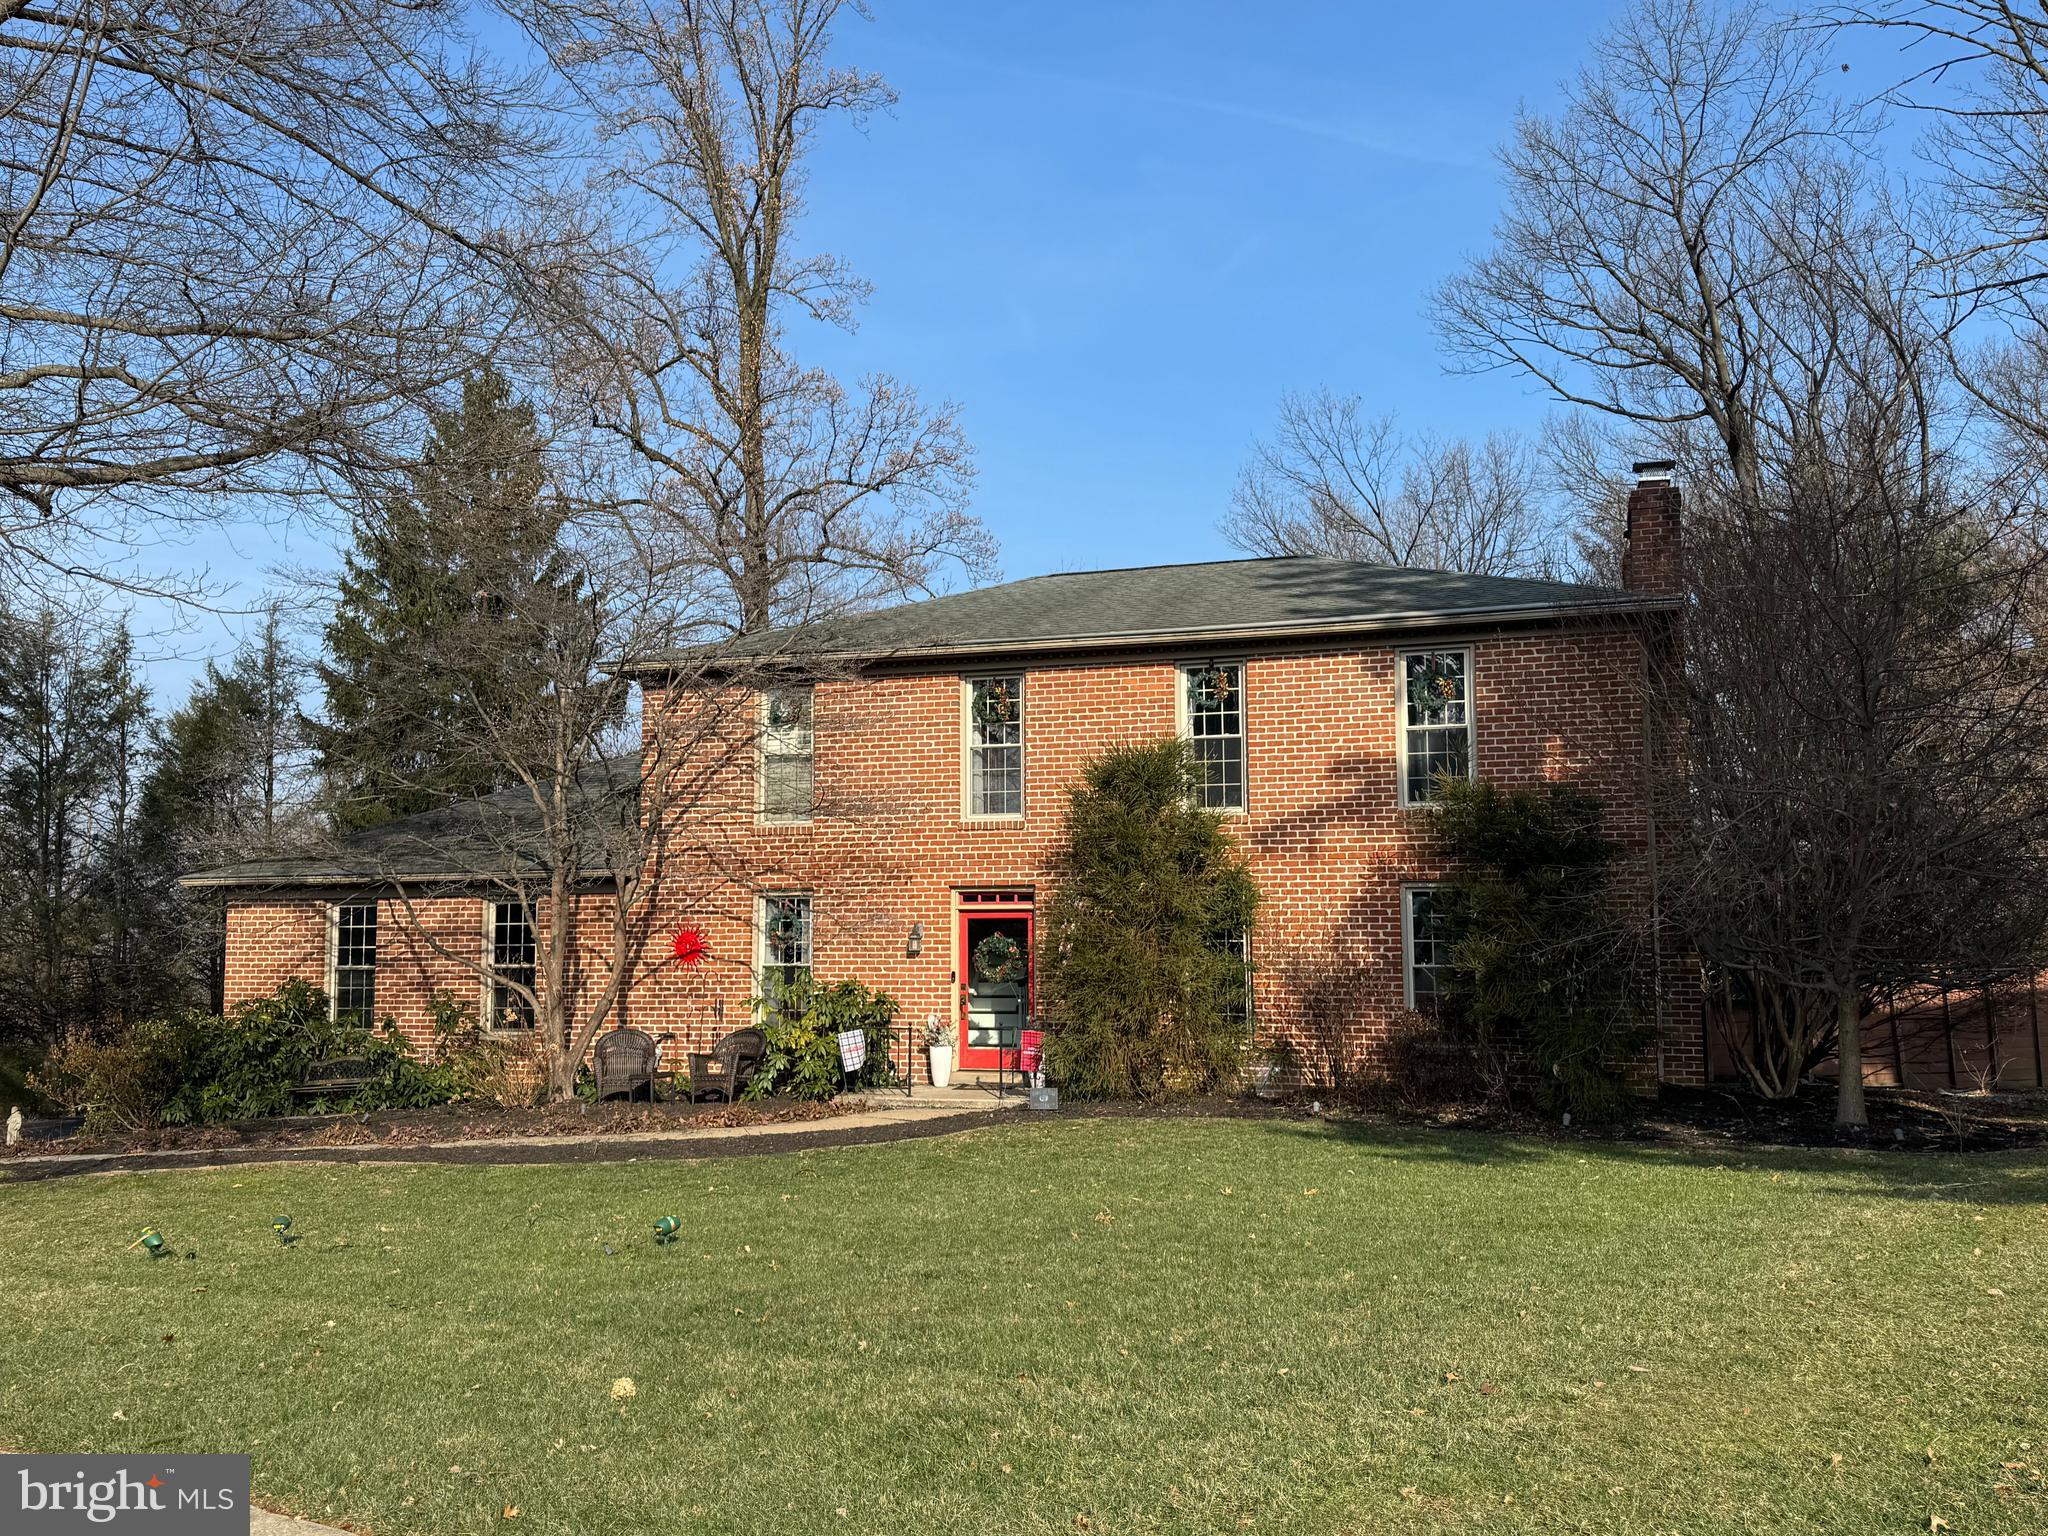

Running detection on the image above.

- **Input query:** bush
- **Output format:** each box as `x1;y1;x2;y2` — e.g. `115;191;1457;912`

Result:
744;975;901;1101
1039;740;1259;1100
31;981;513;1131
31;1013;205;1134
1427;777;1651;1122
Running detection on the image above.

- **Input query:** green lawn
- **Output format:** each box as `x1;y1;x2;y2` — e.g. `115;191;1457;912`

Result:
2;1117;2044;1535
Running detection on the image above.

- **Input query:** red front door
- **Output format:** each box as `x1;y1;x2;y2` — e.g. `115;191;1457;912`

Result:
958;899;1033;1070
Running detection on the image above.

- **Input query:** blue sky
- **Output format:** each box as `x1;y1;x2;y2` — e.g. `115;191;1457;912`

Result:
146;0;1919;698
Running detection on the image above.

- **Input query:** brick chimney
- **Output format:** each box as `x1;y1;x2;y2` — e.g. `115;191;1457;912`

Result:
1621;460;1681;595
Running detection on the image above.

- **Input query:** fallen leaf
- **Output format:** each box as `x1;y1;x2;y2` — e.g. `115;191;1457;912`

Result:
610;1378;636;1400
502;1506;520;1520
1442;1370;1462;1383
1478;1382;1500;1397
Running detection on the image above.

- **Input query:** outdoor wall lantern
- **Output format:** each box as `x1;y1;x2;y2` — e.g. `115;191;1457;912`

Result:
907;921;924;958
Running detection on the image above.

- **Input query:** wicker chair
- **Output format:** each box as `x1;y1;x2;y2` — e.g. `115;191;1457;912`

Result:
593;1026;659;1102
689;1027;767;1103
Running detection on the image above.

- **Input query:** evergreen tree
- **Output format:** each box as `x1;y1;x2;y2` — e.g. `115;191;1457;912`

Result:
134;614;312;1012
0;608;148;1038
311;370;579;832
1427;778;1650;1122
1039;741;1260;1099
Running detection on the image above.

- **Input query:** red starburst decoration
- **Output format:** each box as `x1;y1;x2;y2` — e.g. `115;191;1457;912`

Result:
669;925;709;967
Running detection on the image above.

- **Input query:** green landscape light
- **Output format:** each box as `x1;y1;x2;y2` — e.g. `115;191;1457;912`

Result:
272;1215;293;1245
653;1216;680;1246
129;1227;166;1258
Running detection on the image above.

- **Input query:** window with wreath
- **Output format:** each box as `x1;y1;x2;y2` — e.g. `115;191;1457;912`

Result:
966;675;1025;817
486;900;537;1030
330;902;377;1025
1404;885;1446;1011
1400;649;1472;805
759;892;812;994
1183;661;1246;810
760;686;815;821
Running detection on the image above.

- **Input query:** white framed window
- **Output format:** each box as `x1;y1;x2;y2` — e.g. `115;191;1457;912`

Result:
758;892;813;998
328;902;377;1025
964;674;1025;818
1180;660;1246;811
485;899;536;1031
759;686;815;822
1403;885;1446;1012
1223;927;1253;1027
1398;648;1473;806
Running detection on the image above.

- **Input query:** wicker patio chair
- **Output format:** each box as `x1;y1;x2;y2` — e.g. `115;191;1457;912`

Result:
688;1027;767;1103
593;1026;659;1102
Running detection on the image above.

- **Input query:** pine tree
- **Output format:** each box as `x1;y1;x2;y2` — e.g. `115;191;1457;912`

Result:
0;608;148;1037
1039;740;1260;1099
311;370;579;832
134;615;312;1012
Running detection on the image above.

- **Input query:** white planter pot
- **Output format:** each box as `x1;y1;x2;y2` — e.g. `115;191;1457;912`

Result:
927;1043;955;1089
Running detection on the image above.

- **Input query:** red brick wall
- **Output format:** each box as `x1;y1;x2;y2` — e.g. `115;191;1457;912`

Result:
625;617;1700;1088
222;615;1704;1090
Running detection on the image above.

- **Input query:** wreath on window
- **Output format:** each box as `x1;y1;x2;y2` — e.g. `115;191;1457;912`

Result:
1406;655;1463;718
1191;663;1237;712
766;899;805;945
972;931;1026;984
972;679;1019;728
767;692;808;730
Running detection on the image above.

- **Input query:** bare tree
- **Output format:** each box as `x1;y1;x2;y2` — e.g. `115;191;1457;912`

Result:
507;0;989;634
1434;0;1877;498
322;481;787;1101
1222;391;1559;575
0;0;546;594
1830;5;2048;484
1672;446;2048;1125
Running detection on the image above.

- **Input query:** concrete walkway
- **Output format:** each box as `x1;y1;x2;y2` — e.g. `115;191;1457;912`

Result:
253;1508;350;1535
2;1086;1031;1181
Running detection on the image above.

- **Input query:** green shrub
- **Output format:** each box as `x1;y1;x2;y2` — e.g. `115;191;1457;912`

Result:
32;982;510;1130
1427;777;1651;1122
1038;740;1259;1100
743;975;901;1101
31;1014;206;1134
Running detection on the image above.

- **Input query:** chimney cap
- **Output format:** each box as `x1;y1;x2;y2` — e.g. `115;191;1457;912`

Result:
1631;459;1677;482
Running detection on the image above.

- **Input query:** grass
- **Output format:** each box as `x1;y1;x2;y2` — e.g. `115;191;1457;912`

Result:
1;1117;2044;1536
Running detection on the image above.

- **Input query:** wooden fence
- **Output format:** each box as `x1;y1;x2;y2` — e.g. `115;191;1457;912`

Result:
1705;975;2048;1092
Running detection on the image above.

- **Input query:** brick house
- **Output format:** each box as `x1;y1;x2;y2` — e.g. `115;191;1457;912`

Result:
186;467;1702;1089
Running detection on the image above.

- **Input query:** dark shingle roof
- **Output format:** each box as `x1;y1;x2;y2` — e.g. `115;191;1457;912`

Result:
181;755;638;888
631;556;1667;670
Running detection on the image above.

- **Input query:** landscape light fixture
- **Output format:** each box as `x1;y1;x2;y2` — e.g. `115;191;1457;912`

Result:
129;1227;166;1258
653;1215;680;1246
272;1215;294;1245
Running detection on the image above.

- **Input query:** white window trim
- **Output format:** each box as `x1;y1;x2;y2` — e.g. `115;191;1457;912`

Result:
481;898;537;1035
1396;646;1476;809
326;899;376;1025
1402;883;1442;1011
1176;658;1249;815
755;891;814;997
757;686;815;825
324;902;342;1019
960;673;1027;821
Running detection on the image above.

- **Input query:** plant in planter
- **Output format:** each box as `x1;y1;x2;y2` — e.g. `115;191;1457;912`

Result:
923;1015;955;1088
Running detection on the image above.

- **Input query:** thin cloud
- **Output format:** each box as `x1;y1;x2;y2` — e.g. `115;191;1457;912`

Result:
886;38;1484;170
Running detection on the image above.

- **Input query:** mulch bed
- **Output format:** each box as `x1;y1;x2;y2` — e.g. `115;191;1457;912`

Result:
1305;1080;2048;1153
1627;1081;2048;1152
7;1082;2043;1186
0;1095;856;1159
